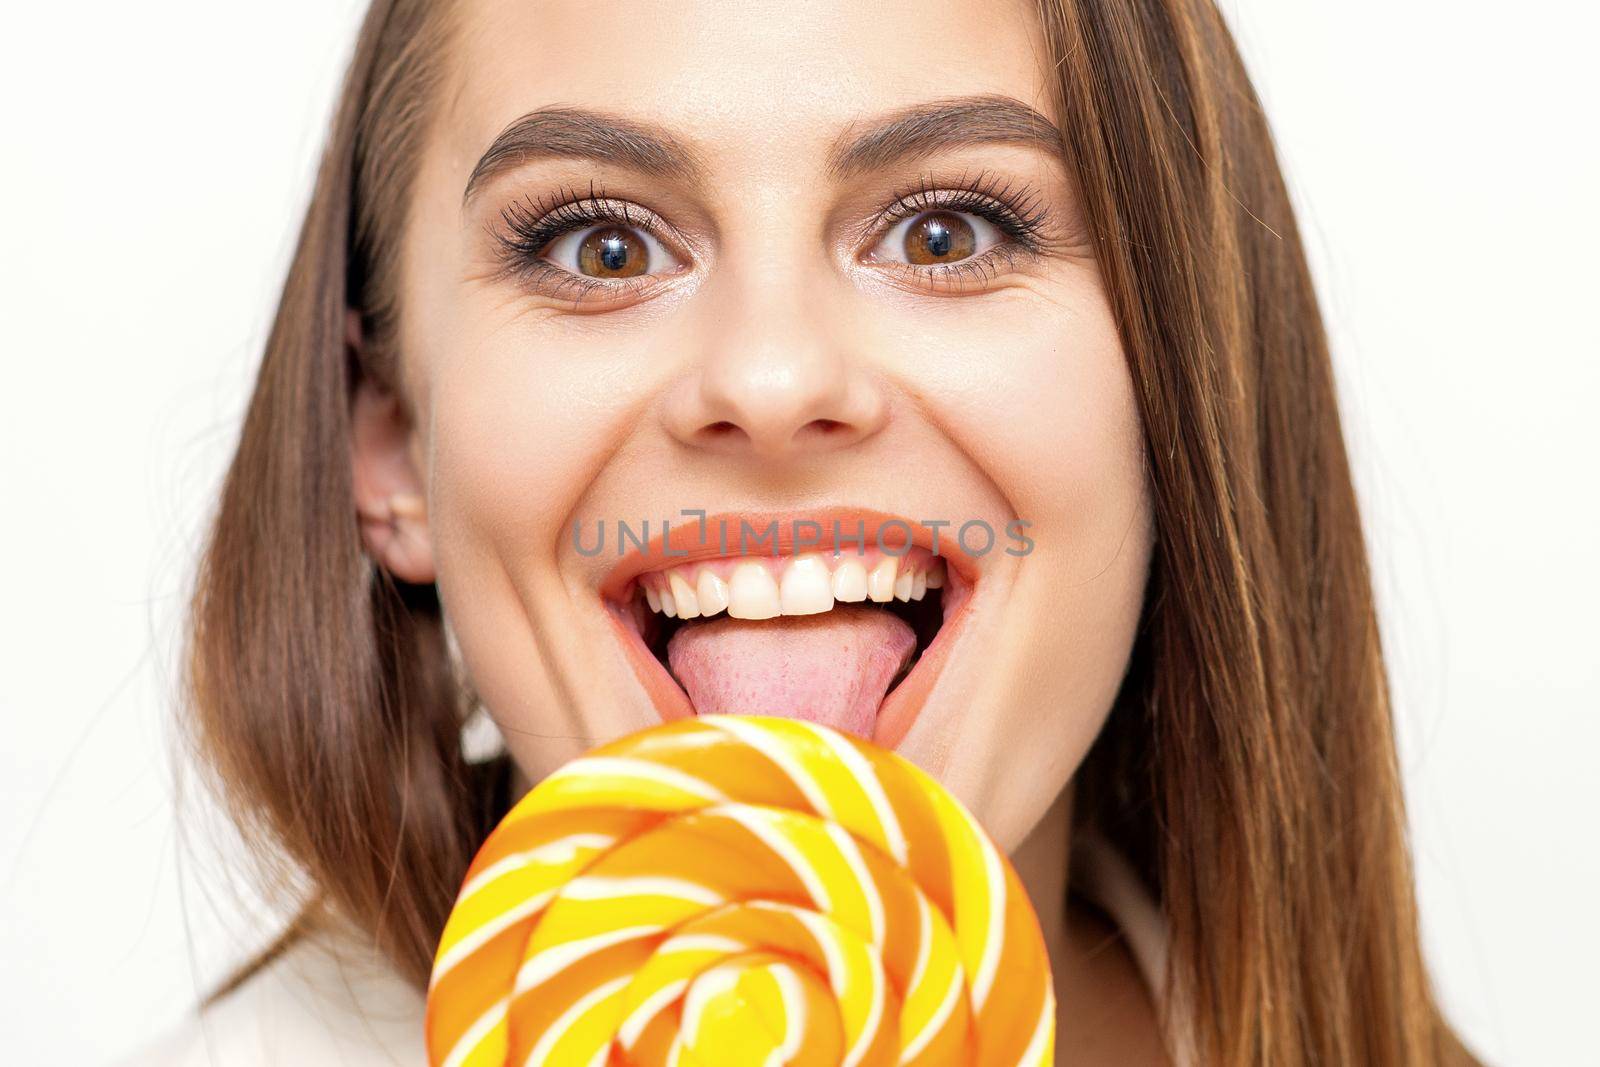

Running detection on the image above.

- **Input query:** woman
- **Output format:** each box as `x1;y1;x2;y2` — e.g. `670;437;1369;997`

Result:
121;0;1479;1063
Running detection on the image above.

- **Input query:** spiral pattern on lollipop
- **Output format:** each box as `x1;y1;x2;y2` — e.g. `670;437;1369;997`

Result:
425;715;1054;1067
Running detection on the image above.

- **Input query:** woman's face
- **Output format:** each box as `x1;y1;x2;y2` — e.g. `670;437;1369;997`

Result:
358;0;1154;851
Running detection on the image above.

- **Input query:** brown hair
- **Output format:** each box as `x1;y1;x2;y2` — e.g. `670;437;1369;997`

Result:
184;0;1478;1062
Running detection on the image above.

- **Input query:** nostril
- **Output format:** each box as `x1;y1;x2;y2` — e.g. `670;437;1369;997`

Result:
804;418;848;437
685;416;866;456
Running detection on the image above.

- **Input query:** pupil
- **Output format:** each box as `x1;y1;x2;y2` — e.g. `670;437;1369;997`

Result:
906;211;973;265
599;234;628;271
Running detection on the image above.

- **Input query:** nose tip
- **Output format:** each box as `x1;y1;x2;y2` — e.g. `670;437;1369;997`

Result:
664;299;888;461
685;364;885;459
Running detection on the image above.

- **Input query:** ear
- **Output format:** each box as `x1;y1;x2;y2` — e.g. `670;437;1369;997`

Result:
348;309;436;584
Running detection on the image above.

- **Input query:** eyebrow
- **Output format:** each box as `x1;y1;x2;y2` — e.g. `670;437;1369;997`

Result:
461;93;1064;205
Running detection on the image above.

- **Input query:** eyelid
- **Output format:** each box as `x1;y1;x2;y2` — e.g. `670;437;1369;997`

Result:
482;189;697;308
541;220;684;277
863;209;1009;267
490;186;699;265
844;169;1050;243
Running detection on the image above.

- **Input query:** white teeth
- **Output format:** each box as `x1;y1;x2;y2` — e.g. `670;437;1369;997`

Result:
867;557;898;603
728;561;781;620
696;568;729;617
831;559;868;602
638;552;949;620
669;571;700;619
893;569;913;601
779;553;833;615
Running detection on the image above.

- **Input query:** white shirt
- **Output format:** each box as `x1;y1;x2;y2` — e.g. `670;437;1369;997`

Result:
111;924;430;1067
111;838;1169;1066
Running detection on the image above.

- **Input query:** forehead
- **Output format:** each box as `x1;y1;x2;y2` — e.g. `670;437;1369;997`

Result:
438;0;1055;187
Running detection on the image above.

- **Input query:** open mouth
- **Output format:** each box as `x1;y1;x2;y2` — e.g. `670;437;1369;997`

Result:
599;520;977;747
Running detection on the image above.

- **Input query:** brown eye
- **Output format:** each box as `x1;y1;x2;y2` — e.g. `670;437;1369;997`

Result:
536;220;680;282
575;227;650;279
869;208;1004;271
903;211;977;265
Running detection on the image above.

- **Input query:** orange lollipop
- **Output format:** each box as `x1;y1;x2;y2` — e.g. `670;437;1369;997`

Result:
425;714;1054;1066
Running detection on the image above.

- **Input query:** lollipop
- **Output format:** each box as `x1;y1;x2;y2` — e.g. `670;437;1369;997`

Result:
425;714;1054;1066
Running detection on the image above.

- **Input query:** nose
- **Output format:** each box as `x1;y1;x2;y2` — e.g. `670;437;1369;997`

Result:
662;269;889;461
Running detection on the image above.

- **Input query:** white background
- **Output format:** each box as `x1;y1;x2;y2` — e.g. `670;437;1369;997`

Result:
3;3;1595;1063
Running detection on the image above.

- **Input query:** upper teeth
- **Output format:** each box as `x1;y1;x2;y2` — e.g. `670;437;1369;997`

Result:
640;551;945;620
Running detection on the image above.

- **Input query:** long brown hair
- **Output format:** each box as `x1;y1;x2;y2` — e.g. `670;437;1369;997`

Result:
184;0;1477;1062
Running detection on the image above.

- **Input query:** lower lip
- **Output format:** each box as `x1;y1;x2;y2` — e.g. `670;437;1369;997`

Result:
602;565;977;749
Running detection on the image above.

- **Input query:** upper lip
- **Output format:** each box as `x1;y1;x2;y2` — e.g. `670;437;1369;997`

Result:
596;506;981;604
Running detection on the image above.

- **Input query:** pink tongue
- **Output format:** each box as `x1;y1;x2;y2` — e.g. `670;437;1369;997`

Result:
665;604;917;739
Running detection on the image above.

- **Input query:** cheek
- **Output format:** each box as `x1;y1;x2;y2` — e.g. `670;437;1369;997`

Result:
920;288;1147;560
397;146;660;579
1003;303;1151;808
903;287;1152;839
415;316;669;769
424;323;645;571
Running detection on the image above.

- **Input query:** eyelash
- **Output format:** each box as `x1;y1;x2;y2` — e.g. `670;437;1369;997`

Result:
486;168;1054;307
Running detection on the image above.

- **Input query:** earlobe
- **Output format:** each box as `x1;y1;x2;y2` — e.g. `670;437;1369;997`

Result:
354;479;436;585
348;310;436;584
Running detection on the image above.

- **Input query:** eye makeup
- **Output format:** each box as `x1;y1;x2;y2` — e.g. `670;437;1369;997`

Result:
481;166;1062;308
859;167;1057;293
482;179;689;308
